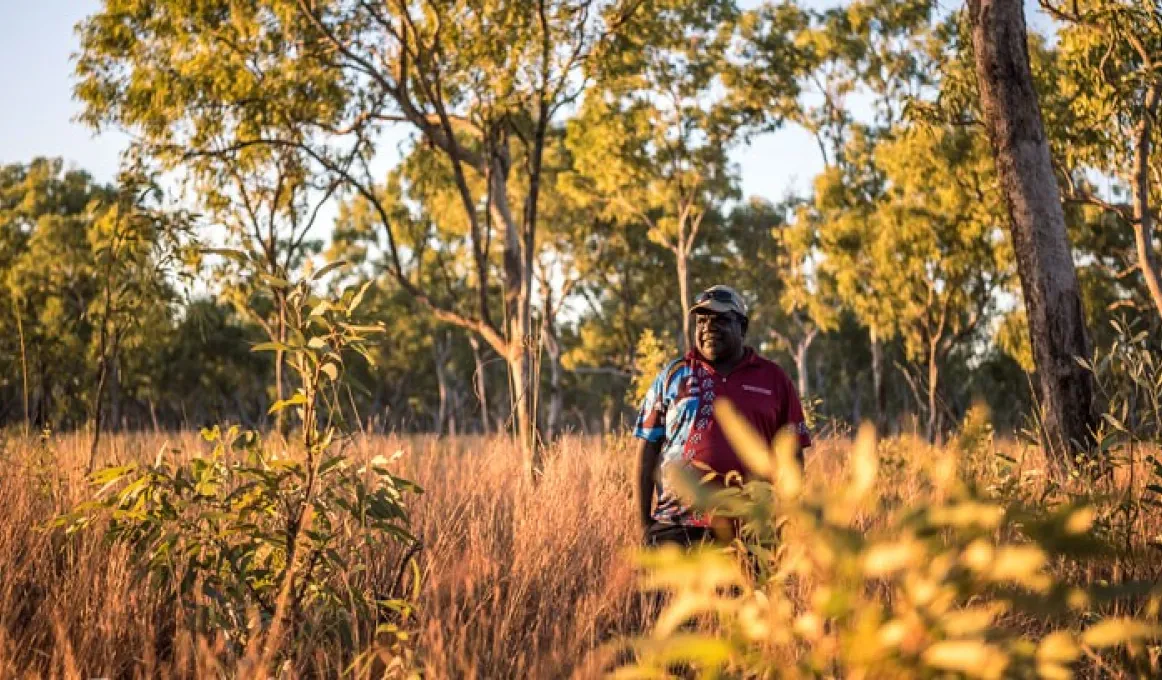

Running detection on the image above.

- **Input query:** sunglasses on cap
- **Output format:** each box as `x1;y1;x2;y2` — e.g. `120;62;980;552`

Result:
695;289;737;304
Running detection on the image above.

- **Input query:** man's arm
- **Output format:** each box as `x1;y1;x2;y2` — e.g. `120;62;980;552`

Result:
638;438;663;530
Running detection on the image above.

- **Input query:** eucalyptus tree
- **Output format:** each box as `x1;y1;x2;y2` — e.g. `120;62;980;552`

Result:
1;160;189;463
738;0;940;424
76;0;655;464
1040;0;1162;321
969;0;1098;461
567;0;809;349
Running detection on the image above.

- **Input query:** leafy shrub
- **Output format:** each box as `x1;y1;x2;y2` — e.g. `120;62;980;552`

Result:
55;268;422;671
617;402;1162;679
630;329;674;409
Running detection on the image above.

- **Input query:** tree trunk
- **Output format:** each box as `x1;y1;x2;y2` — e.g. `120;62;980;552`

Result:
89;354;110;472
495;144;539;471
1131;84;1162;318
110;357;122;433
542;327;564;446
468;335;491;435
274;294;288;436
676;247;692;352
509;341;534;460
14;298;29;435
503;212;535;464
969;0;1096;467
538;275;566;446
927;342;940;443
149;398;160;433
794;340;810;400
433;333;451;436
794;324;819;400
870;328;885;431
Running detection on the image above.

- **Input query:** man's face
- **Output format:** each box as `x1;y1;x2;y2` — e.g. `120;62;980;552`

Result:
694;311;745;362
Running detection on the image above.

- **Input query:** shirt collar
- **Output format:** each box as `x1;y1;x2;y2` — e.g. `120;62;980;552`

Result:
685;346;757;374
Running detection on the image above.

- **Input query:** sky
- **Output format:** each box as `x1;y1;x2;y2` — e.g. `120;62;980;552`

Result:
0;1;1051;221
0;1;829;205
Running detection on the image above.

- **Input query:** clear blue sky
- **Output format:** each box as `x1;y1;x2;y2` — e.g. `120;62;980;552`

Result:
0;1;1050;207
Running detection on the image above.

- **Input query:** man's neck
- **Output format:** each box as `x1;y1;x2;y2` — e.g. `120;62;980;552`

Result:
707;347;747;376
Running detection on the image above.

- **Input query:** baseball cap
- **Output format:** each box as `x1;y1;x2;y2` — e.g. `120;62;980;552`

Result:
690;285;748;318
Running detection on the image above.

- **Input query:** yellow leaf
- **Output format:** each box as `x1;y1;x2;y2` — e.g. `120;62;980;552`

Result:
930;501;1004;530
1036;662;1073;680
714;399;771;478
989;546;1047;582
1065;507;1095;534
862;540;921;577
1037;631;1080;664
941;605;1003;637
1081;618;1162;648
923;640;1008;679
773;429;803;500
847;422;878;502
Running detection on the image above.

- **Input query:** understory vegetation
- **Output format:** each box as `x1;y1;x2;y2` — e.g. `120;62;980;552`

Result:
2;420;1161;677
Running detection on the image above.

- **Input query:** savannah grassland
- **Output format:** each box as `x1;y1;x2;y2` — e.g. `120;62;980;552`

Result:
2;428;1160;678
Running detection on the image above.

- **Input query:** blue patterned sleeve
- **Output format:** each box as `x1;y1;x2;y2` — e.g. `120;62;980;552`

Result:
632;360;678;442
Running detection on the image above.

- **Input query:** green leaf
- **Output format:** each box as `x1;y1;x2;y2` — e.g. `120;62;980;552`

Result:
259;273;291;289
203;248;250;264
312;259;347;282
347;280;373;316
251;341;291;353
268;393;308;414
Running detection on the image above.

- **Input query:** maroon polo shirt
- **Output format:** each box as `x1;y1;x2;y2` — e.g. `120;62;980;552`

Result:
680;348;811;478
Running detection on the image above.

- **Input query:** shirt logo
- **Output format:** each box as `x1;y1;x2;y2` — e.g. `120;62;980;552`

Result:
742;384;773;396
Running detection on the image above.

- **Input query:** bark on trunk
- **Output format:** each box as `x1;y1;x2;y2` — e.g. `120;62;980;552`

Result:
677;248;692;352
1132;85;1162;318
503;205;535;465
541;310;564;446
927;343;940;443
149;398;160;433
795;340;810;400
495;143;539;472
509;341;534;462
793;325;819;400
274;295;288;436
14;298;29;435
110;358;122;433
870;329;885;431
89;354;110;472
468;335;491;435
433;333;451;436
969;0;1096;467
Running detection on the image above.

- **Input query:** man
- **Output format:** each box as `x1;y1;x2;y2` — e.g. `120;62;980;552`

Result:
633;284;812;547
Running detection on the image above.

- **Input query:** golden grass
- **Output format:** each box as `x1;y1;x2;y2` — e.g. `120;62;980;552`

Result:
1;430;1159;678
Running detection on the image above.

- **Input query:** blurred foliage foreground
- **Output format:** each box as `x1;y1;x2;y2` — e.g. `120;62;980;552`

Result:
619;394;1162;679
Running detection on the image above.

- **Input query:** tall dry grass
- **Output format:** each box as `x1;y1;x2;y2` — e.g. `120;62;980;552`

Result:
1;429;1159;677
0;431;650;678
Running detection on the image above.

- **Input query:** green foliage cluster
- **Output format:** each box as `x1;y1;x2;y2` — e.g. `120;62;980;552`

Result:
619;405;1162;678
55;271;423;670
1;0;1156;443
